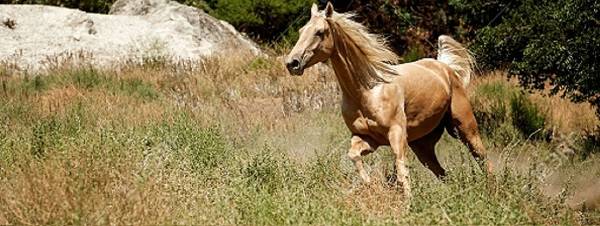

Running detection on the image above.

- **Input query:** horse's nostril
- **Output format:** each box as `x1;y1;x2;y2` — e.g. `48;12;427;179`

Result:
287;59;300;69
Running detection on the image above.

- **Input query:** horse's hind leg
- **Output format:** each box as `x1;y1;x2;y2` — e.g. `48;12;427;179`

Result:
409;124;446;179
448;89;493;173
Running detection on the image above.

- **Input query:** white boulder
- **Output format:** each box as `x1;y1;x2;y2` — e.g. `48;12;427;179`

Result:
0;0;261;72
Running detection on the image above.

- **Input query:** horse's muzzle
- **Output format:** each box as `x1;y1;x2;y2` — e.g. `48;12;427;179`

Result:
285;58;304;75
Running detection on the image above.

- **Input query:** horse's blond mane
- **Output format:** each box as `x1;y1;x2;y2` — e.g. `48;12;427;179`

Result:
326;12;400;88
330;13;399;66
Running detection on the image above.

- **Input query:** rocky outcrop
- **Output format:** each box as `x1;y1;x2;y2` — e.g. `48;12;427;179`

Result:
0;0;260;72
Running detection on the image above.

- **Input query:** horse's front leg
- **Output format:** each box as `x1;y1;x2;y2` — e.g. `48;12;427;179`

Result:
389;125;411;198
348;135;378;183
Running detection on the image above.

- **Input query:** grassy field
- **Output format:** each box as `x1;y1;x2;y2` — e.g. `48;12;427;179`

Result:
0;54;599;225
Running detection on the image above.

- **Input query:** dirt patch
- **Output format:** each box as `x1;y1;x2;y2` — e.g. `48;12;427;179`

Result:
234;97;285;130
567;180;600;210
539;162;600;210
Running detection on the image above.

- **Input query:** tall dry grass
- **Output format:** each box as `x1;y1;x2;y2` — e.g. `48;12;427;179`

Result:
470;71;598;136
0;54;599;225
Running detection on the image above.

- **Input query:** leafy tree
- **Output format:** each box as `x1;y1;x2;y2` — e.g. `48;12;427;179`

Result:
462;0;600;114
190;0;313;44
341;0;452;59
448;0;522;38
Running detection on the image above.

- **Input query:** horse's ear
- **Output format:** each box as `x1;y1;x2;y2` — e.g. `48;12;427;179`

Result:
311;3;318;17
325;2;334;18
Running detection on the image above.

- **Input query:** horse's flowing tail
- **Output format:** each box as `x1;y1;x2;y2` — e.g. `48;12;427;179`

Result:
436;35;475;87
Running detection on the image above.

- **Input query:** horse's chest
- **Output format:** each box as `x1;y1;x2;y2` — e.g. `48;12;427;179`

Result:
341;89;397;141
344;111;389;140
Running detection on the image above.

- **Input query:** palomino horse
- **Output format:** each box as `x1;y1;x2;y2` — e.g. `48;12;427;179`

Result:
285;2;492;197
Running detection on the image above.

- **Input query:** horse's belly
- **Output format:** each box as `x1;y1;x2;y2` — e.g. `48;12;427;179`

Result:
404;92;450;142
393;61;452;141
406;110;446;142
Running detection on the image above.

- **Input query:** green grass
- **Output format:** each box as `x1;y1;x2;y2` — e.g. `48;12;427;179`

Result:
0;58;598;225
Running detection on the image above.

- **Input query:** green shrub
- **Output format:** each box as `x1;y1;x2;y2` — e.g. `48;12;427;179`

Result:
471;80;548;142
471;81;514;134
510;92;546;139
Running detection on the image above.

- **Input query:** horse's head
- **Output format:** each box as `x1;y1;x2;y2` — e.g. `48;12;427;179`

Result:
285;2;336;75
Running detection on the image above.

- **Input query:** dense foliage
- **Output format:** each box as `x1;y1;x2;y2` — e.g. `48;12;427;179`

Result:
340;0;599;113
181;0;310;44
462;0;600;114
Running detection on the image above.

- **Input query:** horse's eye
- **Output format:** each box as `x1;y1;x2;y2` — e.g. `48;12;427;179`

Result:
316;30;325;37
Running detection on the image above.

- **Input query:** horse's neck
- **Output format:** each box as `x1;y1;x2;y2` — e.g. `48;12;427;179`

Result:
330;53;365;103
330;41;378;105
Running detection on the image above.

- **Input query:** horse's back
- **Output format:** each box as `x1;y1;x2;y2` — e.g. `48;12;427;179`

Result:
392;58;455;141
394;58;454;91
